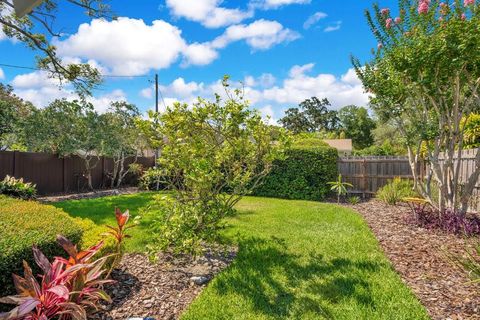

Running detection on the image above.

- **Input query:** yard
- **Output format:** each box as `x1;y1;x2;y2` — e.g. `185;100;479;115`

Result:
54;193;428;319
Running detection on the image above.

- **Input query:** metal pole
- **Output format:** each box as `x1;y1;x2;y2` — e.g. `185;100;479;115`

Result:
155;74;160;167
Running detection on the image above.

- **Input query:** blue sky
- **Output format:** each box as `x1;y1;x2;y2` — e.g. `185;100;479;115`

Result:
0;0;397;122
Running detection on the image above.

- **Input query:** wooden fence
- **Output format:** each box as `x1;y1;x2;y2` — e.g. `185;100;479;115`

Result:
337;156;415;197
339;149;480;204
0;151;155;195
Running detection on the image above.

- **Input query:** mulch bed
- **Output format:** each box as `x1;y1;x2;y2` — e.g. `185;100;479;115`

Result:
92;247;236;320
347;200;480;320
38;187;140;203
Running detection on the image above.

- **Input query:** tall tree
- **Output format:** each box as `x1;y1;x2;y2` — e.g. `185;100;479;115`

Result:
100;101;147;188
353;0;480;214
0;84;35;150
0;0;111;95
338;105;376;149
279;97;340;133
25;99;103;189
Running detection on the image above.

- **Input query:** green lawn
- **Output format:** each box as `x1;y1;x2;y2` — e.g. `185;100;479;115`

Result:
55;193;428;319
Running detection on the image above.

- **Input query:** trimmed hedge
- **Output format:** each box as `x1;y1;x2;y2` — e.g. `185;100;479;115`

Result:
0;196;95;295
253;146;338;201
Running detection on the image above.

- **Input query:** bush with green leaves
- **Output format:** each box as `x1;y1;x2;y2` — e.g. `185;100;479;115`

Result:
0;196;83;293
348;196;361;205
0;175;36;199
376;177;417;206
138;167;169;191
253;146;338;201
141;77;287;254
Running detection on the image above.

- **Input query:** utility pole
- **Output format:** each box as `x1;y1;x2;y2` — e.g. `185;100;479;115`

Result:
155;73;159;113
154;73;160;166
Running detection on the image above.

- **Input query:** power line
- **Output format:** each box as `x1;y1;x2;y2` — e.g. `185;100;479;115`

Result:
0;62;150;78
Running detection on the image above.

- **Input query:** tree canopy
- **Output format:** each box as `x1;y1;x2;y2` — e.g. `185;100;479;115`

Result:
353;0;480;213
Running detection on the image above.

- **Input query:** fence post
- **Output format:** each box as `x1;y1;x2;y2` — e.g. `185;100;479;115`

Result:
12;150;17;177
361;158;367;199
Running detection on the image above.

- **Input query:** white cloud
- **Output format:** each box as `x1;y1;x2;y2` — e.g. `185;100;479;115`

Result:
11;71;127;112
140;87;153;99
88;89;127;113
53;17;296;75
259;105;278;125
303;11;327;29
0;67;4;80
55;18;188;76
165;0;253;28
211;19;300;51
182;42;219;66
262;64;369;108
138;65;368;124
251;0;311;9
324;21;342;32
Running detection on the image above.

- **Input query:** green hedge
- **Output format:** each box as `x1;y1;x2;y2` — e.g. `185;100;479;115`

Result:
253;146;338;201
0;196;84;294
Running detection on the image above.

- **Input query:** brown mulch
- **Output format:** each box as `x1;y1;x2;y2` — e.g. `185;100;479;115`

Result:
38;187;140;203
92;247;236;320
347;200;480;320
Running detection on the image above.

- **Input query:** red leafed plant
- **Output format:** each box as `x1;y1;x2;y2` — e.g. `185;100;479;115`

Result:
0;236;113;320
104;208;136;278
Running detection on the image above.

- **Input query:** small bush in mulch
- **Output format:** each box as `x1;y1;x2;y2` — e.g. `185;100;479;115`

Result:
406;207;480;236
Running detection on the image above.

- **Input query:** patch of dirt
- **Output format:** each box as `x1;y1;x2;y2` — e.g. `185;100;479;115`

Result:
38;187;140;203
92;246;236;320
346;200;480;320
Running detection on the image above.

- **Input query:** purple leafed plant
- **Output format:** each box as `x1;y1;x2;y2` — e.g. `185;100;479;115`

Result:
407;207;480;236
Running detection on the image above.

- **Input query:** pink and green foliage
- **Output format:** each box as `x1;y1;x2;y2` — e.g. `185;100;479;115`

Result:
0;236;112;320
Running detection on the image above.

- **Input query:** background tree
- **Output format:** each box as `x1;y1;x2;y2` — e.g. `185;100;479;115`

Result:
25;99;103;189
100;101;147;188
0;84;35;150
353;0;480;213
279;97;340;133
338;105;376;149
143;77;288;254
0;0;111;95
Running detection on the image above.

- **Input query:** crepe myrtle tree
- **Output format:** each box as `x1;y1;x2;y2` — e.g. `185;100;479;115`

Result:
25;99;103;190
99;101;147;188
0;0;111;95
352;0;480;214
142;76;289;254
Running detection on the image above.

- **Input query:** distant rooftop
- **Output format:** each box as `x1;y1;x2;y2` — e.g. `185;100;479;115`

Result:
323;139;353;155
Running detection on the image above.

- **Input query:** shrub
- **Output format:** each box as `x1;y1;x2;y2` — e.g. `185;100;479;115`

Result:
0;175;36;199
253;146;338;201
138;167;169;191
407;207;480;237
72;217;116;258
141;78;286;254
348;196;361;205
376;177;416;205
0;196;83;293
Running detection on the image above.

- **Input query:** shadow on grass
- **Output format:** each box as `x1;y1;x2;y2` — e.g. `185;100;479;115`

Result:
52;192;156;225
212;236;382;319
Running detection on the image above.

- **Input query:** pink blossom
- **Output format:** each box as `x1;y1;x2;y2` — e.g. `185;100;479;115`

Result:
438;16;444;21
386;18;393;29
395;17;402;24
461;13;467;20
418;1;429;14
464;0;475;6
381;8;390;15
